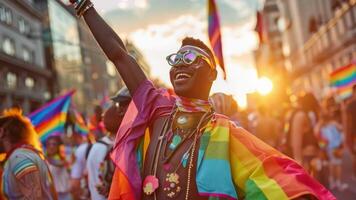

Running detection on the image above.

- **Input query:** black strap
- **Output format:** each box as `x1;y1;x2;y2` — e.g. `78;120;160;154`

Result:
85;142;93;160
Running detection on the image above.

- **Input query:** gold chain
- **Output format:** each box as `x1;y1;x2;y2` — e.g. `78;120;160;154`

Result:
185;128;198;200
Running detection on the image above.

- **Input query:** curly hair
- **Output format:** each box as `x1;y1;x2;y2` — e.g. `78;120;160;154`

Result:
0;108;42;151
181;37;216;68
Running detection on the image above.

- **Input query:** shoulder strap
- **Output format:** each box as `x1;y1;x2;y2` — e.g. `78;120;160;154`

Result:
85;143;93;160
97;140;110;147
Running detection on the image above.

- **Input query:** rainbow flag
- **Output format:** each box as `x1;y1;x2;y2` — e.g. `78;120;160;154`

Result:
73;108;89;136
208;0;226;79
29;90;74;142
330;62;356;99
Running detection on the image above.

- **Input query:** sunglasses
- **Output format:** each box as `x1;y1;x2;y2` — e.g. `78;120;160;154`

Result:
166;49;214;69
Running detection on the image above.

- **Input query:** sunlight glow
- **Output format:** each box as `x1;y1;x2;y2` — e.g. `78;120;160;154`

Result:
256;77;273;96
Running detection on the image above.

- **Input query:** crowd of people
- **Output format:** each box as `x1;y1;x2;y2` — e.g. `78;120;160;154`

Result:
1;0;355;199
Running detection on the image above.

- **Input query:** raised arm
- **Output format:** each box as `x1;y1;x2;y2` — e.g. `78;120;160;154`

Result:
70;0;147;94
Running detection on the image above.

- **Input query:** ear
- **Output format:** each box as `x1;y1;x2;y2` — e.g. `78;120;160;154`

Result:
208;69;217;82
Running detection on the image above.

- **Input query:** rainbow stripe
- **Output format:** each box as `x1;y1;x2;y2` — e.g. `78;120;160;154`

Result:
73;108;89;135
29;91;74;142
208;0;226;79
330;63;356;99
110;114;334;199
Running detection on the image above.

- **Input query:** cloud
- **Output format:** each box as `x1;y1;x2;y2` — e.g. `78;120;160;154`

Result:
128;13;259;99
91;0;149;12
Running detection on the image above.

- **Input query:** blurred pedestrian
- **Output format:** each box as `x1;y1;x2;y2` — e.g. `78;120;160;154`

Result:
87;87;131;199
286;93;320;173
68;1;334;199
70;138;91;200
254;105;280;148
46;135;72;200
210;92;248;127
315;112;348;191
88;105;105;141
0;108;57;199
346;85;356;179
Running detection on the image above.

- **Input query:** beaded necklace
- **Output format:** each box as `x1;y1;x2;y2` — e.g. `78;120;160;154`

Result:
143;106;213;199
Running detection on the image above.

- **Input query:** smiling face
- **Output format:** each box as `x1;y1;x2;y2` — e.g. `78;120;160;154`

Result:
169;45;217;100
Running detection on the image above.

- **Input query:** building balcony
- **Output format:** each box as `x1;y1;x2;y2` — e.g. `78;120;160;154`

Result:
289;0;356;79
0;51;51;77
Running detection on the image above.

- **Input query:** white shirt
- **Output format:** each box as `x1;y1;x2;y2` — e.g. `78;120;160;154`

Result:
71;143;89;179
86;136;113;200
48;163;71;193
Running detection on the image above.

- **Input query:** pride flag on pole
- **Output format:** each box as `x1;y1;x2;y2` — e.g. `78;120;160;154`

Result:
208;0;226;79
330;62;356;99
73;108;89;136
29;90;75;142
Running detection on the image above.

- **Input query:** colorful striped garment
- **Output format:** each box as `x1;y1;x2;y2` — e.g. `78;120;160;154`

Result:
109;80;334;200
29;91;74;142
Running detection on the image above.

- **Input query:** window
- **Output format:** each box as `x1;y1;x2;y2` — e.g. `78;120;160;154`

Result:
2;37;15;56
0;5;12;25
22;47;33;63
25;77;35;89
18;17;30;34
0;5;6;22
5;8;12;24
6;72;17;89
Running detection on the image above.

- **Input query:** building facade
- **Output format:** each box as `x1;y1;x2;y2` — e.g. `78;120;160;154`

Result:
35;0;124;112
280;0;356;100
0;0;52;114
254;0;289;105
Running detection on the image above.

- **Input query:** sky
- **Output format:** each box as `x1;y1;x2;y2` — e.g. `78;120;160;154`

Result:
90;0;265;108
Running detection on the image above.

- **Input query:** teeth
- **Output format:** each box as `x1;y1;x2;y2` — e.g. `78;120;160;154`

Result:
175;73;191;80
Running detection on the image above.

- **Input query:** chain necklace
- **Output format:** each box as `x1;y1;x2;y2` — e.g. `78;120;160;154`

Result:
143;106;213;199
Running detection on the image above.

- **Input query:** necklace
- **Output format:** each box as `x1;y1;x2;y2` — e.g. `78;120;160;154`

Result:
143;105;213;199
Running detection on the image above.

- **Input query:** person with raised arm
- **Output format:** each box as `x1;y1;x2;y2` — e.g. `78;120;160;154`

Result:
68;1;335;199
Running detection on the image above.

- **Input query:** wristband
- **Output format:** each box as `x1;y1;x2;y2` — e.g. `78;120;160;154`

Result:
79;2;94;17
75;0;87;11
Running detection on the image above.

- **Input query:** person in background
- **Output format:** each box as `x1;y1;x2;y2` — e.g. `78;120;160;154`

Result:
210;93;240;126
254;104;280;148
88;105;105;140
86;87;131;200
315;112;347;191
288;93;320;174
0;108;57;199
345;84;356;179
46;135;72;200
70;138;91;200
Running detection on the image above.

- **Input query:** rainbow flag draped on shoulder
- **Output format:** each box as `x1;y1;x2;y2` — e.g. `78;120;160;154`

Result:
28;90;75;142
330;61;356;99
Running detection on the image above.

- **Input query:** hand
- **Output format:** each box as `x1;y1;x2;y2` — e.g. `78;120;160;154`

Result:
96;183;109;197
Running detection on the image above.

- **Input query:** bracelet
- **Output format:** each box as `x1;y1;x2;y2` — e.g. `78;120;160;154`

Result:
79;2;94;17
73;0;81;7
75;0;87;10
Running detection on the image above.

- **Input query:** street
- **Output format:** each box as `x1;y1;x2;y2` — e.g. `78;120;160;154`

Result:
331;150;356;199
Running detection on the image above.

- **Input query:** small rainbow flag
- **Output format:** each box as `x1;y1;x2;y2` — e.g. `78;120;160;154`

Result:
208;0;226;79
29;90;75;142
73;108;89;136
330;62;356;99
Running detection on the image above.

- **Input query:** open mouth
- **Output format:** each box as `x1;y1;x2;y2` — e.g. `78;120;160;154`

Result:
175;72;192;81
